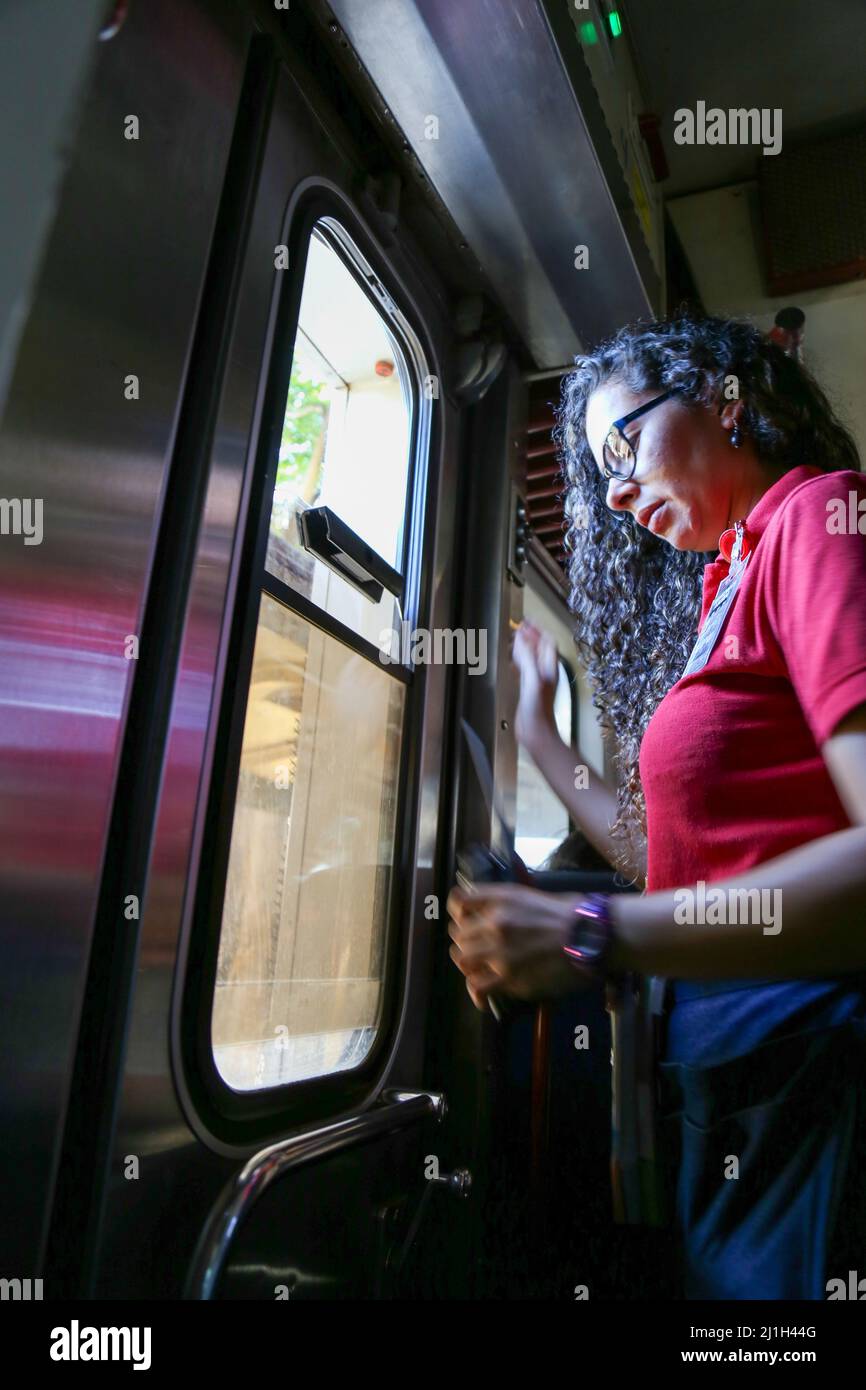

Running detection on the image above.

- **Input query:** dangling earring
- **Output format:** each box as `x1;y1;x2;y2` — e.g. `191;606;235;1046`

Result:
730;423;742;448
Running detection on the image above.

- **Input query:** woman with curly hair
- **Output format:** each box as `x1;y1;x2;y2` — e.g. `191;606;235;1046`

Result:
447;313;866;1300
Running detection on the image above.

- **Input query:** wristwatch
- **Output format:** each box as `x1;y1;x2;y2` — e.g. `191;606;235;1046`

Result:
562;892;617;981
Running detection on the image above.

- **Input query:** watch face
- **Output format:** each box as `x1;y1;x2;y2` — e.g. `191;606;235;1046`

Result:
570;933;602;964
566;902;610;966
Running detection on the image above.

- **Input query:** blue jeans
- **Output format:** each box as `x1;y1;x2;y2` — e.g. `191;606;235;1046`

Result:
658;981;866;1300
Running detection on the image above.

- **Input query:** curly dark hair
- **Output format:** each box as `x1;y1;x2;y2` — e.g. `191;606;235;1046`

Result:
555;312;860;882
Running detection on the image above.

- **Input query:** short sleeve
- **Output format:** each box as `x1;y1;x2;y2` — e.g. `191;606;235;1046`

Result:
760;470;866;745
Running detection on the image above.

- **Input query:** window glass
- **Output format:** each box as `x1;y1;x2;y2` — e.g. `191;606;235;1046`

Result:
208;214;423;1096
212;593;404;1090
515;661;574;868
266;226;413;649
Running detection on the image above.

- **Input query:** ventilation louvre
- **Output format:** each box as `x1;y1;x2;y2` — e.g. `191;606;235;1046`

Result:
525;378;568;575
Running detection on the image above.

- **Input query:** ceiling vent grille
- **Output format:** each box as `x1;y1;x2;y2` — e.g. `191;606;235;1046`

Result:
759;126;866;294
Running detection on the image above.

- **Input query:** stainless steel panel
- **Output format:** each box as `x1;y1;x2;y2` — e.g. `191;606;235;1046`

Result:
326;0;657;361
0;0;243;1278
0;0;107;417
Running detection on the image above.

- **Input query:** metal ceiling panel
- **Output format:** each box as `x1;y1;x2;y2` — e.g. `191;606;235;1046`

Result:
327;0;659;363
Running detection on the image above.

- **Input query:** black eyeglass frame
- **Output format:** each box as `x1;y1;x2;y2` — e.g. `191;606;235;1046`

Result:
602;388;674;480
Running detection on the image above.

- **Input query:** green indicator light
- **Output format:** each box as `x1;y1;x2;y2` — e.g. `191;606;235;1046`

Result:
579;21;598;45
608;12;623;38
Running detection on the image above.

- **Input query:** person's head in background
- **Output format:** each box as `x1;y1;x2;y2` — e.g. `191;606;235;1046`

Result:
556;312;860;877
541;827;612;875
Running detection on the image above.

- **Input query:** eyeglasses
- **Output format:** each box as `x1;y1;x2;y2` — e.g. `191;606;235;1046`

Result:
602;388;673;481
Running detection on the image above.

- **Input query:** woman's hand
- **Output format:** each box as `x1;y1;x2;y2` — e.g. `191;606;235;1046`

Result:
512;620;561;752
446;882;591;1011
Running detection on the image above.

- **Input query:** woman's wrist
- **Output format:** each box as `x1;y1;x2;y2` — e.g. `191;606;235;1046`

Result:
517;712;562;760
605;892;641;974
609;891;682;975
556;892;638;986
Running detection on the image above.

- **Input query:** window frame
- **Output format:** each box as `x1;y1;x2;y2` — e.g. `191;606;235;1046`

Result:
514;564;585;858
557;652;579;759
557;651;580;839
515;650;579;868
180;187;436;1143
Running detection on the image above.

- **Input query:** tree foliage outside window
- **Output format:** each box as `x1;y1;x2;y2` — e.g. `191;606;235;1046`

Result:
277;363;331;505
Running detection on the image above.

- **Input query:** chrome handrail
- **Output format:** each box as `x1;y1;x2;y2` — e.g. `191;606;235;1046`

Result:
186;1088;446;1299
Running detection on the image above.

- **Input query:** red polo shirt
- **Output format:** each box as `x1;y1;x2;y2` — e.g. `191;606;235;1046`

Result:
639;463;866;1064
640;463;866;895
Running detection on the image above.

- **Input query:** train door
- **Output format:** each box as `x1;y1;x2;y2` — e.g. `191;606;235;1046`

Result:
22;0;528;1301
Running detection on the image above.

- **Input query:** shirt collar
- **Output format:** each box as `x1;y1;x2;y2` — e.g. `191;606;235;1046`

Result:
715;463;824;562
